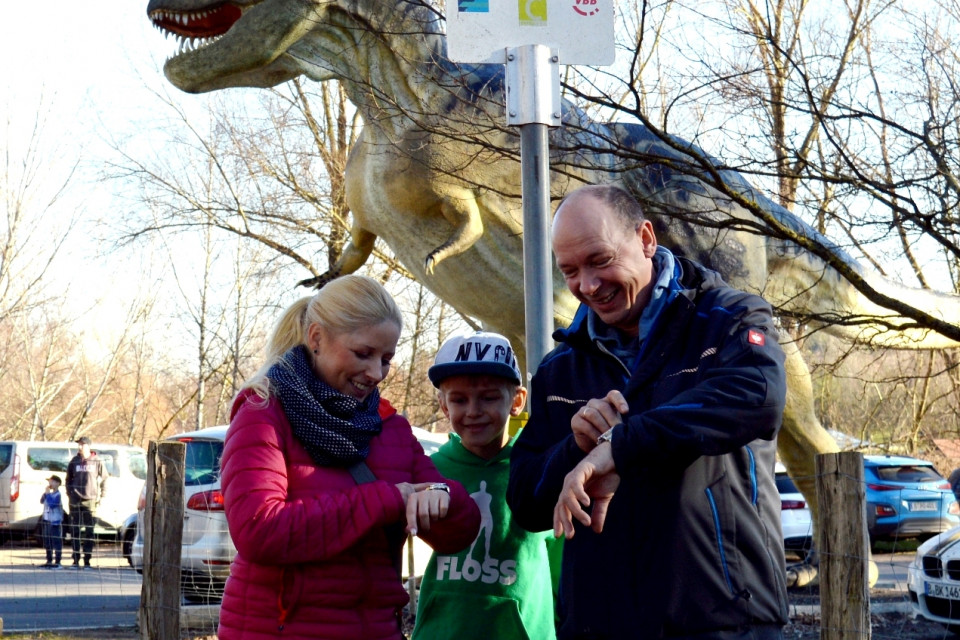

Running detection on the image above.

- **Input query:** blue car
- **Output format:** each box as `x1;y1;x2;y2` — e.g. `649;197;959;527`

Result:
864;455;960;545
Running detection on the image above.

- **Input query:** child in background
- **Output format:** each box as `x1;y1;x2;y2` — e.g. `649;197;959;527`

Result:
39;474;64;569
412;331;557;640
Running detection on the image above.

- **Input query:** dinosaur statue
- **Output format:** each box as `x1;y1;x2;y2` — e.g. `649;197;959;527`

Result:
145;0;960;565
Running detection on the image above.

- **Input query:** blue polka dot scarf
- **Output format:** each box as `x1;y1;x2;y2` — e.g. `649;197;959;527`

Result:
267;345;382;467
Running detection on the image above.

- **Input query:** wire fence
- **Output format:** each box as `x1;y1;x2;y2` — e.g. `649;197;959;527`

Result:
5;450;960;639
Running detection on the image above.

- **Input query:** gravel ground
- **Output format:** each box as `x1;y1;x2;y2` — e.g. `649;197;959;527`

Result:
784;586;952;640
3;588;953;639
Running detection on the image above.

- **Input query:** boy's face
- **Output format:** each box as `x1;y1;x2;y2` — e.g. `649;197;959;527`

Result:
438;374;526;461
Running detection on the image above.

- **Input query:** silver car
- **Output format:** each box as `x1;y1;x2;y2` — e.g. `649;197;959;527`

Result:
131;425;234;602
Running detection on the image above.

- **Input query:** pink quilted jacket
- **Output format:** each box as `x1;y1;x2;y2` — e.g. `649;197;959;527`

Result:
217;391;481;639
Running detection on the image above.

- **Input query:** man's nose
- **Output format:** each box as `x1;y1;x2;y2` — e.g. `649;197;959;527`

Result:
579;269;600;296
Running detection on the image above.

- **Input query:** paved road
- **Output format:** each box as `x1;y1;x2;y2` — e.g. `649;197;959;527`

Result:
0;538;143;634
0;537;916;634
873;550;912;590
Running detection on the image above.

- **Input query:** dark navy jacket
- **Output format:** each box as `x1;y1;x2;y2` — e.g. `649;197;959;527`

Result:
508;257;788;639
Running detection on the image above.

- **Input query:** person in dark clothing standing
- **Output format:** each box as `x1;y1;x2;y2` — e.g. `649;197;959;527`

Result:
65;436;108;569
508;184;789;640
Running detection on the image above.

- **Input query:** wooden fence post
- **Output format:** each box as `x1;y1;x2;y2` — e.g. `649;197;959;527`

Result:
139;441;185;640
816;451;870;640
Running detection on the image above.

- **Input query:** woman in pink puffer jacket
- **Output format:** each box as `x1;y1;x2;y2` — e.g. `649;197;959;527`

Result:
218;275;480;640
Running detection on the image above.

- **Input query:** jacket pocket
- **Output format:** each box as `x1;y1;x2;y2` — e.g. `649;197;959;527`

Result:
414;592;532;640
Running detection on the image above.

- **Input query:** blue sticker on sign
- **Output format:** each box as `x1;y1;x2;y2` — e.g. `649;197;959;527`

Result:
459;0;489;12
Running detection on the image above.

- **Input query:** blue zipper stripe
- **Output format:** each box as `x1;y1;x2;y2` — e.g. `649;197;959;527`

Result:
705;487;735;594
696;306;735;319
747;446;757;505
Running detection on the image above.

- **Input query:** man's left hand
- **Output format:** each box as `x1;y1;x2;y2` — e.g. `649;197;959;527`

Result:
553;443;620;539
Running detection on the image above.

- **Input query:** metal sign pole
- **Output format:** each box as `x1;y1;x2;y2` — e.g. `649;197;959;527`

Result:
444;0;614;385
505;45;561;383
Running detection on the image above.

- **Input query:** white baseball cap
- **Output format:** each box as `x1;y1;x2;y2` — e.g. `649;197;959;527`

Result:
428;331;522;387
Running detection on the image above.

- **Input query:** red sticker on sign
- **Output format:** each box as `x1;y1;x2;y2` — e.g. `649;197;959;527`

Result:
747;330;765;346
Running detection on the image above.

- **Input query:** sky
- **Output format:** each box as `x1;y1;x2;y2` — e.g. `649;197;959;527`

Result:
0;1;216;354
2;0;955;356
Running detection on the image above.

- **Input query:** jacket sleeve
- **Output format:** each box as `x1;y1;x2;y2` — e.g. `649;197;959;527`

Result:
64;459;77;502
221;408;409;566
402;420;481;554
611;294;787;474
507;365;587;533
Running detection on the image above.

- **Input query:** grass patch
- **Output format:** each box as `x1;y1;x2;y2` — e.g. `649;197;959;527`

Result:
871;538;921;554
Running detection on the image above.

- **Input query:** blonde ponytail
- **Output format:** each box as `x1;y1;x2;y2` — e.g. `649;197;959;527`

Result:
242;275;403;400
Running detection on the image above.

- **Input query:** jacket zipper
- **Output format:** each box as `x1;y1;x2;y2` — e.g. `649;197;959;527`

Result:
705;487;736;595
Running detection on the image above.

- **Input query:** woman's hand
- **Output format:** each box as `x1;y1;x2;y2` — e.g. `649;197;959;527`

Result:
395;482;417;505
403;482;451;535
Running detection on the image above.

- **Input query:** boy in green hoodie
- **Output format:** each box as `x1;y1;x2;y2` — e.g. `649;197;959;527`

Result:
412;331;557;640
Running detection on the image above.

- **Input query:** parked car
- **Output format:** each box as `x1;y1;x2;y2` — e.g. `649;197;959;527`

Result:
132;424;450;601
907;525;960;634
120;512;138;566
0;440;146;539
775;462;813;554
131;425;233;601
864;455;960;546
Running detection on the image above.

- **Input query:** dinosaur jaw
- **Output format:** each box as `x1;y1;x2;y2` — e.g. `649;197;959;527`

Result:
149;2;244;40
147;0;304;93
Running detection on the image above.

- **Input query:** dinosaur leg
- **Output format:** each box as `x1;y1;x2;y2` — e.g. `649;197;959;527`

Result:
778;339;840;538
424;194;483;274
778;340;881;586
297;227;377;289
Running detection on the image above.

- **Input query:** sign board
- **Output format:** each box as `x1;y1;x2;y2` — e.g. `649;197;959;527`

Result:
446;0;616;65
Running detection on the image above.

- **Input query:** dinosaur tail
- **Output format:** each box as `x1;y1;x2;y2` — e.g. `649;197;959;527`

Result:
766;240;960;349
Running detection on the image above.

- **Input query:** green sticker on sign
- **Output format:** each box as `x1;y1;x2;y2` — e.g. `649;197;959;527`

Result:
518;0;547;24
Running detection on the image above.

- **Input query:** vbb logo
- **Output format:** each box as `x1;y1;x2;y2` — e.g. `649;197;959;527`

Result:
573;0;600;17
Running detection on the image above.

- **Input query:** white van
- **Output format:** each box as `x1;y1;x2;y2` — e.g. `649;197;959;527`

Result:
0;440;147;538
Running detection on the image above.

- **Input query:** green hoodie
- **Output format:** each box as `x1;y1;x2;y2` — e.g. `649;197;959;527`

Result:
413;434;558;640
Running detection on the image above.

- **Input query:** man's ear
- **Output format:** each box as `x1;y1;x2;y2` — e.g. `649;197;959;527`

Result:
638;220;658;259
510;386;529;416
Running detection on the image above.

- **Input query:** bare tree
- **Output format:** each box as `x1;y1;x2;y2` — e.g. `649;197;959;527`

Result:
0;96;78;324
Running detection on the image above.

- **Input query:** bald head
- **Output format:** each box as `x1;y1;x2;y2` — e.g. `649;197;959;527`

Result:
552;185;658;336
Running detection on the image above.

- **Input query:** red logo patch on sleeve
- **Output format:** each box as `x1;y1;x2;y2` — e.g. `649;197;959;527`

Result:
747;330;766;346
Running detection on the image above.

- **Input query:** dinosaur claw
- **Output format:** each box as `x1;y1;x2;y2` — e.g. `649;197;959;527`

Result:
424;255;436;275
298;271;339;290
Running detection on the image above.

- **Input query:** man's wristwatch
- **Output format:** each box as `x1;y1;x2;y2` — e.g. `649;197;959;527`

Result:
597;425;619;445
424;483;450;493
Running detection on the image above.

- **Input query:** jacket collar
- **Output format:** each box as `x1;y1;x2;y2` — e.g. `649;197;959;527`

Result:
554;255;718;351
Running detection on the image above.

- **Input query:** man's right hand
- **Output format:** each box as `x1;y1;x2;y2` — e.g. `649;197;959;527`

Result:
572;390;629;453
553;442;620;538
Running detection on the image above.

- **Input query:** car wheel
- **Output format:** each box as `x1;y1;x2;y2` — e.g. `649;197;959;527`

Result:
122;527;136;566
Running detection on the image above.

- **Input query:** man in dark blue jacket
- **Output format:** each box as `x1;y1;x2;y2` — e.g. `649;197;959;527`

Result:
507;184;789;639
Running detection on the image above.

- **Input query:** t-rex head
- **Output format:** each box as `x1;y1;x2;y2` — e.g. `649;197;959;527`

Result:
147;0;321;93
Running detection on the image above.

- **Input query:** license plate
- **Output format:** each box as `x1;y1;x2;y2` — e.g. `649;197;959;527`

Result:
910;501;938;512
927;581;960;600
